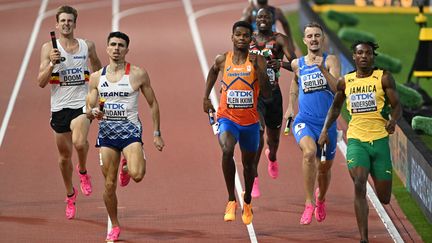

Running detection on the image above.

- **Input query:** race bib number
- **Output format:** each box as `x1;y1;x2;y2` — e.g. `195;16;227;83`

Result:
59;68;85;86
104;102;128;121
301;71;327;93
227;90;254;109
267;68;275;84
349;92;378;113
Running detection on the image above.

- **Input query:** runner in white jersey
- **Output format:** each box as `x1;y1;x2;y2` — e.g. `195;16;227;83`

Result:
37;5;101;220
96;63;142;147
50;38;90;112
86;31;164;242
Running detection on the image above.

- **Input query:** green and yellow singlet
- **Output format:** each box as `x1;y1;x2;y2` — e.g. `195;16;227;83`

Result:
344;69;390;142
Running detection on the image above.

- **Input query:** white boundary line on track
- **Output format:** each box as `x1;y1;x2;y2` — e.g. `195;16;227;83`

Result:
182;0;258;242
336;139;403;242
0;0;49;148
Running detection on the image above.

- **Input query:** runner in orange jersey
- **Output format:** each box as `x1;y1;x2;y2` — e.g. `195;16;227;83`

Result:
203;21;271;225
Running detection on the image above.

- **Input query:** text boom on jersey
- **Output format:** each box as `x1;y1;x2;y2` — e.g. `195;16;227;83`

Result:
60;68;85;86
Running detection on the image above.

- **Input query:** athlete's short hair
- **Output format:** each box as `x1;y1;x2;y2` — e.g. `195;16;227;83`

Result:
257;0;268;5
107;31;130;48
56;5;78;23
303;22;323;34
232;21;253;34
257;7;273;19
351;40;379;56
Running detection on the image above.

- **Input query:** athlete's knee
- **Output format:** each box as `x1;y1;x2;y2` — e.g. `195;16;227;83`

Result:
130;169;145;182
353;178;367;197
302;149;316;163
378;194;391;204
221;145;234;158
73;140;88;151
376;189;391;204
58;156;71;166
267;136;279;148
104;180;117;195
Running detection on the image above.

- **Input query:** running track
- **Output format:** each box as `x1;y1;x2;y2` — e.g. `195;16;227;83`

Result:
0;0;420;242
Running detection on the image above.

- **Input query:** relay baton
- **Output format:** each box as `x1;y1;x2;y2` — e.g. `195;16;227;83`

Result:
208;110;219;135
50;31;60;64
284;117;292;135
208;109;215;125
320;143;327;163
99;97;106;112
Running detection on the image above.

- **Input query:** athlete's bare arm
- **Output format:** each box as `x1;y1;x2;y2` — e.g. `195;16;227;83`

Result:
254;54;271;99
37;42;60;88
240;5;253;23
382;70;402;134
318;78;346;146
86;40;102;72
284;59;299;119
203;54;226;113
86;70;103;120
134;66;164;151
275;7;294;43
276;33;296;71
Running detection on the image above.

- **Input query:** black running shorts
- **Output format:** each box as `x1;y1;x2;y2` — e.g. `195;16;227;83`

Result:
50;107;85;133
258;87;283;130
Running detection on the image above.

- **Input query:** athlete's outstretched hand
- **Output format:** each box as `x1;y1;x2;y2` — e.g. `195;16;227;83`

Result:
154;136;165;151
385;119;397;134
203;98;215;113
317;130;329;150
86;107;103;120
284;107;294;121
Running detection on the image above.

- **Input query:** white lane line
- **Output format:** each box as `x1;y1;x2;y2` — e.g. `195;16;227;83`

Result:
336;139;403;242
0;0;49;148
112;0;120;31
182;0;257;242
113;0;181;31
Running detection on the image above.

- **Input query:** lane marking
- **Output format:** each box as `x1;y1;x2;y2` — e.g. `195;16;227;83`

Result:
113;0;181;31
0;0;49;148
182;0;257;242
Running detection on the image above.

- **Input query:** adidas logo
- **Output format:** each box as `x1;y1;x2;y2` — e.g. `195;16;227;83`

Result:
101;82;109;87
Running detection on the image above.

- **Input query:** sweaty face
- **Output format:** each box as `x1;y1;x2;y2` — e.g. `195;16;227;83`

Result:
353;44;374;69
256;10;273;31
232;27;252;50
303;27;323;52
56;13;76;35
106;37;128;61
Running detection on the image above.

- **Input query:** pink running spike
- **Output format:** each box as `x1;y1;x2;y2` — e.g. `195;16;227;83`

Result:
315;188;327;222
106;226;121;241
119;158;131;187
300;203;315;225
266;148;279;179
76;164;92;196
65;187;77;219
251;177;261;198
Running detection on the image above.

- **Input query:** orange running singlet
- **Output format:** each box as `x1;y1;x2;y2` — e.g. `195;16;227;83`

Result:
217;51;259;126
